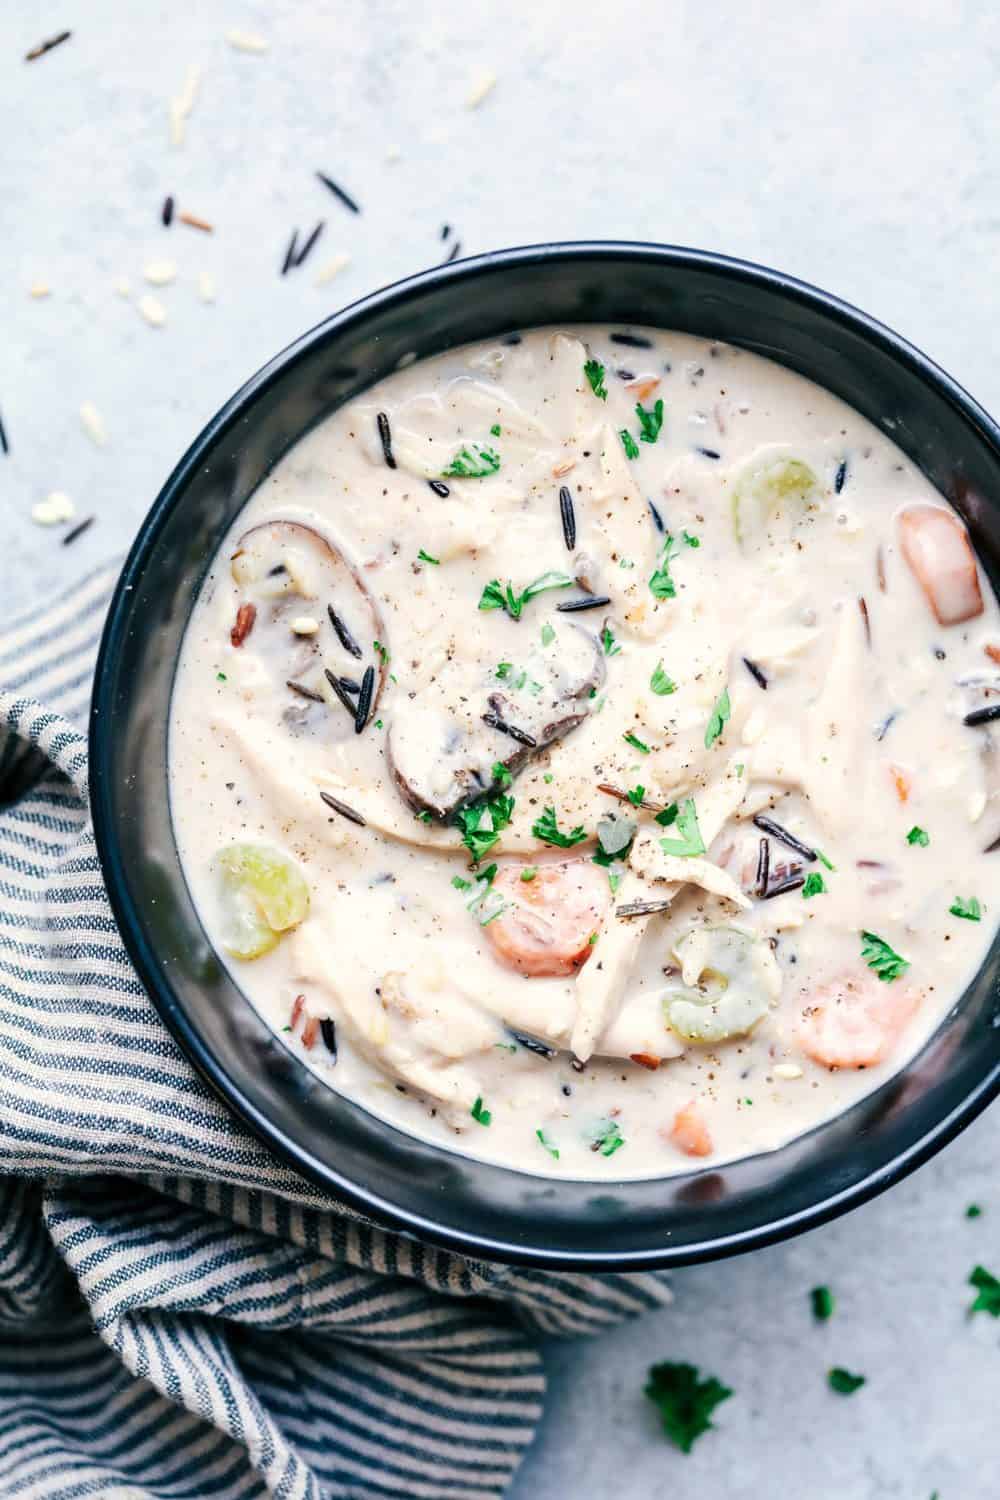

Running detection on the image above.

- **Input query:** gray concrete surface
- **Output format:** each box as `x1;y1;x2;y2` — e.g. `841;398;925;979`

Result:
3;1;997;1495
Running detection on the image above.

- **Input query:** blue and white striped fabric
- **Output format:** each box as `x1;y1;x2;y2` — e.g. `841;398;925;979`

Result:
0;566;672;1500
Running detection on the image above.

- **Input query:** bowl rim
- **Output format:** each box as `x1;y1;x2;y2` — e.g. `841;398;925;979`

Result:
90;239;1000;1268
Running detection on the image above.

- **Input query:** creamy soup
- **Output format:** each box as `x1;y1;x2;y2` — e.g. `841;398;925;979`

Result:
169;325;999;1179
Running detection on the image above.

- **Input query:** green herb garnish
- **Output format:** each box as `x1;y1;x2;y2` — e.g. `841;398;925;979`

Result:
802;872;827;899
650;661;676;696
470;1096;492;1126
543;772;554;784
417;548;439;565
373;639;389;665
623;731;650;754
590;1118;625;1156
950;896;981;922
532;805;587;848
860;930;910;983
649;533;680;600
704;687;731;748
625;784;646;807
478;570;573;619
682;530;700;548
490;423;501;436
454;789;515;864
536;1127;560;1159
608;869;623;895
584;358;608;400
967;1203;983;1219
520;866;537;882
811;1286;835;1321
619;429;640;460
655;802;679;827
636;397;664;445
659;798;705;857
815;848;835;871
415;810;432;823
907;825;930;847
601;625;621;657
969;1265;1000;1316
216;671;227;681
540;621;556;647
442;443;501;478
492;762;512;788
828;1368;865;1396
495;662;512;679
644;1362;732;1454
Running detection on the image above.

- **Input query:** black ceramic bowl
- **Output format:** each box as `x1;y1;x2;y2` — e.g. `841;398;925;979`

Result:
91;242;1000;1269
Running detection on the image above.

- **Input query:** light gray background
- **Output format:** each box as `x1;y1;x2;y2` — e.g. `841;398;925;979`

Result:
3;1;997;1495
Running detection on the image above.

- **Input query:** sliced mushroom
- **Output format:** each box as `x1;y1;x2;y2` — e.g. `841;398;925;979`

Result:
230;520;388;738
386;622;605;819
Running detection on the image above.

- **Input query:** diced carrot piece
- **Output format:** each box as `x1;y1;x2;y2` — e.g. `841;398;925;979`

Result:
889;764;911;802
625;377;661;402
669;1101;713;1158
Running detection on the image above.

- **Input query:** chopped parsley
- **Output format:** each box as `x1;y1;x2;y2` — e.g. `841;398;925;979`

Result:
216;671;227;682
828;1368;865;1396
373;639;389;665
590;1118;625;1156
659;798;705;857
495;661;512;679
623;731;650;754
442;443;500;478
810;1286;835;1321
540;621;556;647
478;570;573;619
417;548;439;565
470;1096;492;1126
490;423;501;436
415;810;433;823
584;358;608;400
860;930;910;983
492;762;512;788
543;772;554;784
650;661;676;695
969;1265;1000;1316
601;624;621;657
815;848;835;871
607;869;623;895
532;805;587;848
625;784;646;806
949;896;981;922
649;533;680;600
802;872;827;899
704;687;731;748
536;1128;560;1159
520;866;537;882
454;789;515;864
655;802;679;827
636;397;664;444
619;428;640;460
682;530;700;548
907;825;930;847
587;931;598;945
644;1362;732;1454
374;718;383;728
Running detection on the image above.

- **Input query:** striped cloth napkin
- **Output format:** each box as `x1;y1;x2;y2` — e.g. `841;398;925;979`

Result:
0;565;672;1500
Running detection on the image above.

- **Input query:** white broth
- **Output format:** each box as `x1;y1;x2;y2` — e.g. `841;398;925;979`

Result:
169;326;999;1179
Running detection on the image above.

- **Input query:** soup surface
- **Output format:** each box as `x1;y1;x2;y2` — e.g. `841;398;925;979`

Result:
169;325;999;1178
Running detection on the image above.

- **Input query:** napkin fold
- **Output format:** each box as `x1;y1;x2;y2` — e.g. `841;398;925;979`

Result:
0;566;671;1500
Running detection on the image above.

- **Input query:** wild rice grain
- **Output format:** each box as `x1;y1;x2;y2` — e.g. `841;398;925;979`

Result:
327;604;363;658
556;595;611;613
742;656;768;690
161;195;175;226
376;411;396;469
319;1017;338;1057
25;30;71;61
354;665;375;733
752;814;817;862
482;711;537;747
316;172;360;214
318;794;365;827
428;480;450;497
610;331;653;349
62;515;95;546
324;667;361;718
559;485;576;550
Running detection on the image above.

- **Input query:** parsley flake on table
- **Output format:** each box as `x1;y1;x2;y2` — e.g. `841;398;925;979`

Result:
536;1128;560;1159
704;687;731;747
490;423;501;436
584;358;608;400
828;1368;865;1395
949;896;981;921
478;570;573;619
636;397;664;444
810;1286;835;1321
442;442;500;478
619;428;640;460
860;930;910;982
601;624;621;657
644;1361;732;1453
650;661;676;695
532;805;587;848
659;798;705;857
907;825;930;846
454;789;514;864
417;548;439;565
623;731;650;754
470;1096;492;1126
802;872;827;899
967;1203;983;1218
968;1264;1000;1316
